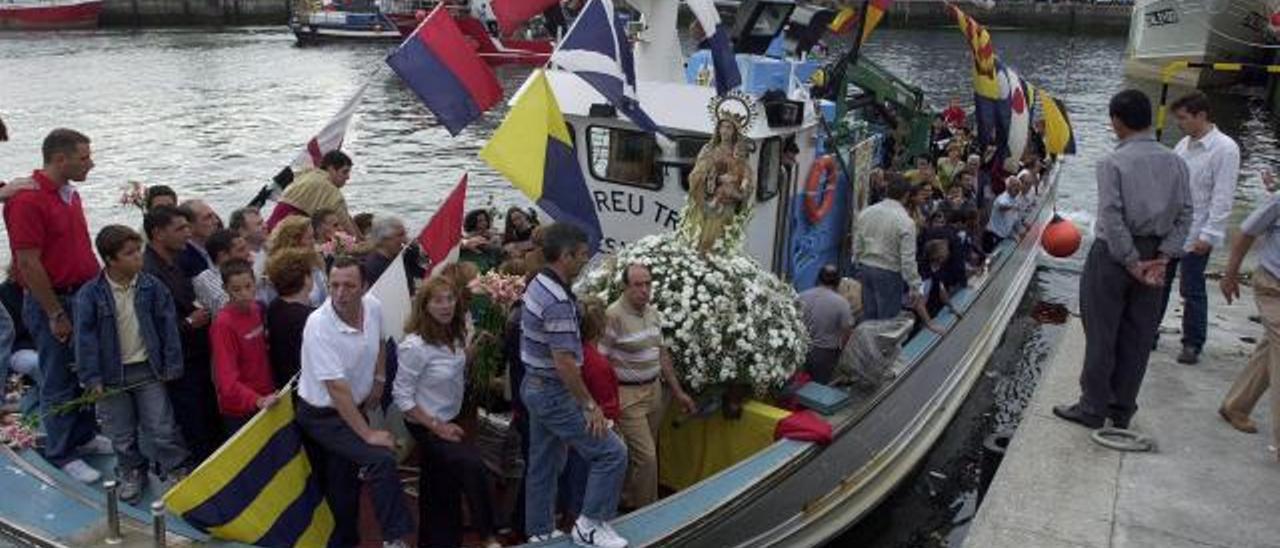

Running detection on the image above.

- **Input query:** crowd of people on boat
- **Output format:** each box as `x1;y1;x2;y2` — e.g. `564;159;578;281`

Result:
797;98;1052;385
0;126;709;547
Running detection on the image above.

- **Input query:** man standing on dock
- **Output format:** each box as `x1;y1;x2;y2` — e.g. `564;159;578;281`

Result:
1158;91;1240;365
1055;89;1192;430
1217;191;1280;461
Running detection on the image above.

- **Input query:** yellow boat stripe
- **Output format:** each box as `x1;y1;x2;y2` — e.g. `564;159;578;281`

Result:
207;452;310;540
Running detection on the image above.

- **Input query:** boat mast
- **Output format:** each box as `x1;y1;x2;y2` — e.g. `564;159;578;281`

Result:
623;0;684;84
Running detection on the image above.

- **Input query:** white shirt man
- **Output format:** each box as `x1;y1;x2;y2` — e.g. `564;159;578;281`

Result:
1161;92;1240;364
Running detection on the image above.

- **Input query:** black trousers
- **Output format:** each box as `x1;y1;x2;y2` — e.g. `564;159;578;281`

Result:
804;347;842;385
1078;238;1165;423
405;422;495;548
295;397;415;546
166;355;224;462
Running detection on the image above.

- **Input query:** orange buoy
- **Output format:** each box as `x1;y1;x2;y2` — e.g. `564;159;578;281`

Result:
1041;215;1081;258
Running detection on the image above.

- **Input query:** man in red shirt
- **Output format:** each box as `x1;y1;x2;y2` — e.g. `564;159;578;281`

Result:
3;129;109;483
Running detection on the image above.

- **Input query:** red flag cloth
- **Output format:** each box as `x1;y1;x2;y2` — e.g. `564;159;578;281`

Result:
774;410;833;445
417;173;467;275
491;0;559;36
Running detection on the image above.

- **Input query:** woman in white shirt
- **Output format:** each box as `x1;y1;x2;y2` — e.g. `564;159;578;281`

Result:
393;276;499;548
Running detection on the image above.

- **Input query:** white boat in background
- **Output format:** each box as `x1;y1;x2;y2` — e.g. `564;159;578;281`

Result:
1125;0;1279;86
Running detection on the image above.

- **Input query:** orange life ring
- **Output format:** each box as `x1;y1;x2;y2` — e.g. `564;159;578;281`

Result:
804;155;838;224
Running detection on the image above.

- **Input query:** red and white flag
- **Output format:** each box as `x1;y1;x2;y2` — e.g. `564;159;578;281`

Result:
251;82;369;208
369;172;468;341
290;82;368;172
418;172;468;277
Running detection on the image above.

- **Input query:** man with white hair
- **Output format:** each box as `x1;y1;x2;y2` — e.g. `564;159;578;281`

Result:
361;216;408;284
177;199;223;277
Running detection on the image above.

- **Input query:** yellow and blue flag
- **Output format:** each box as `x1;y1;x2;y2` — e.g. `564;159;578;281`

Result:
1039;89;1077;156
163;391;333;548
480;70;603;251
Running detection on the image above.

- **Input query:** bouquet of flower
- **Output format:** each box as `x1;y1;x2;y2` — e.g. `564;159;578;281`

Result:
580;232;808;396
465;272;527;405
0;413;35;450
118;181;147;210
318;231;359;257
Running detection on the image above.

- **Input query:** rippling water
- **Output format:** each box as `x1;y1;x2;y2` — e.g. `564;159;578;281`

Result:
2;22;1279;548
1;26;1276;268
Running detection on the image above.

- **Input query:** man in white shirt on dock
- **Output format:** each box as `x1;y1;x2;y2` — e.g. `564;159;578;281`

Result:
1158;91;1240;365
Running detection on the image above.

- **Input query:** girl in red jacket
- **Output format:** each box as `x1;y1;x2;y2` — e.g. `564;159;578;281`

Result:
211;260;278;433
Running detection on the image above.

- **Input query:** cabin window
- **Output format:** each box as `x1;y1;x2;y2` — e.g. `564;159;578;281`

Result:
757;137;782;201
587;126;662;190
674;136;709;191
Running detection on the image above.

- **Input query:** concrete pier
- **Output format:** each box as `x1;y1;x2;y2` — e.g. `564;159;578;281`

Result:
966;284;1280;548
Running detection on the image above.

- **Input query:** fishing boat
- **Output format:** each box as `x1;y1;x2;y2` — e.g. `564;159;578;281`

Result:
1124;0;1279;86
291;0;553;65
0;1;1061;546
289;0;406;43
0;0;102;30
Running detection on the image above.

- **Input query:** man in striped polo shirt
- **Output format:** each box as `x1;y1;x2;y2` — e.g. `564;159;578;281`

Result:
519;223;629;548
603;263;697;509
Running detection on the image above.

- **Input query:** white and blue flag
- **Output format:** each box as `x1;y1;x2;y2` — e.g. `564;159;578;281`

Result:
688;0;741;96
549;0;662;134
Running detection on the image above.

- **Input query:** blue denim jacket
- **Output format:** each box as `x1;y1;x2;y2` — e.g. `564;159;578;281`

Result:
74;271;184;387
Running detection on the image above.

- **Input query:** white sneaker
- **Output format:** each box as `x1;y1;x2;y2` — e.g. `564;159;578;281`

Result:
382;540;408;548
61;459;102;484
572;516;627;548
528;530;565;543
76;435;114;456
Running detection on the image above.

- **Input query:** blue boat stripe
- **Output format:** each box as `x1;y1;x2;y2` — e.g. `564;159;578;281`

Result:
181;425;304;529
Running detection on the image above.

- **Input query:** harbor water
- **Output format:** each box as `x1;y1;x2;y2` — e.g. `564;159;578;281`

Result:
1;24;1278;547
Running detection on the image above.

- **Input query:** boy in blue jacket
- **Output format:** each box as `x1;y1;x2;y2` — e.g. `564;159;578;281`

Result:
75;225;190;504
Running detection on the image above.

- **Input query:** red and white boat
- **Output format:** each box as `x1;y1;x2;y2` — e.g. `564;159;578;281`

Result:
0;0;103;30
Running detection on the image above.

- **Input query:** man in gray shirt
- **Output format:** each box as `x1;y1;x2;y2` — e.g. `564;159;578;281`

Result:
1055;89;1192;430
798;265;854;384
1217;192;1280;462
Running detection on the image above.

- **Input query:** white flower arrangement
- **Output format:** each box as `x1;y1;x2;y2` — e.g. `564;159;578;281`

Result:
580;232;808;395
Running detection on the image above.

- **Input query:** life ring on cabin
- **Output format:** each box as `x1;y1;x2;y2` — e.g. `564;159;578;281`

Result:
804;155;838;224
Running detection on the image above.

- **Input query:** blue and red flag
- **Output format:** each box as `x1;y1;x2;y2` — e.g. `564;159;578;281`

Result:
386;5;504;136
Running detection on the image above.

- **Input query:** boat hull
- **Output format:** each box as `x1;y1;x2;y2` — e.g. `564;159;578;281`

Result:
290;11;404;44
603;165;1059;548
0;0;101;30
1125;0;1274;87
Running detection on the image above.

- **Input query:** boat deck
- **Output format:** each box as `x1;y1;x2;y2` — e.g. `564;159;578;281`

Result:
966;288;1280;548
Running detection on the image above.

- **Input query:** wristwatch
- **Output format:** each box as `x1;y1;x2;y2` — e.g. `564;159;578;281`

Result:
582;401;598;413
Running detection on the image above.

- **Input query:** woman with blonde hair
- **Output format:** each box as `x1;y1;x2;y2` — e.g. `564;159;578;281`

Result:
393;276;500;548
265;215;327;306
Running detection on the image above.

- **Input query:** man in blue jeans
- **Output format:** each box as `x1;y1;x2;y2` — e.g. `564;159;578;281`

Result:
520;223;628;548
1158;91;1240;365
4;129;113;483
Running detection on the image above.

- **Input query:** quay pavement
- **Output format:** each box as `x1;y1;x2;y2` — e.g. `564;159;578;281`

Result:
965;282;1280;548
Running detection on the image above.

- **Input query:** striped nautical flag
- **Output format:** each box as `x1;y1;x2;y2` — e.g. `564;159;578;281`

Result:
550;0;662;134
163;391;333;547
999;62;1032;170
948;3;1006;162
481;70;603;252
857;0;893;46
